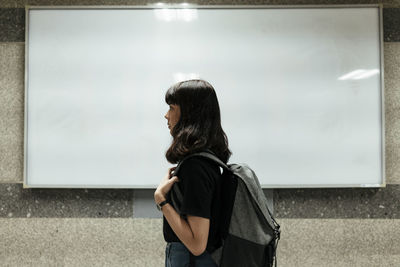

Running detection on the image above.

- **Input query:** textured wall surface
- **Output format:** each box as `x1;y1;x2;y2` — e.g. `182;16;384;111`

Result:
0;1;399;266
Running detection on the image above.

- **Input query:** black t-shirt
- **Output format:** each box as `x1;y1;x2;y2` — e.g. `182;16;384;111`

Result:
163;156;223;252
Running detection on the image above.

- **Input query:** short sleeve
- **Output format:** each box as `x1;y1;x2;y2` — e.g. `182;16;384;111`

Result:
178;158;214;219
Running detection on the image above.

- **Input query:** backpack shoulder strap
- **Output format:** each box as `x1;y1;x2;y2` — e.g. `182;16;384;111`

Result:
172;150;230;177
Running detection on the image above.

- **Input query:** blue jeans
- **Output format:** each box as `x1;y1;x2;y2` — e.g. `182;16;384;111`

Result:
165;242;218;267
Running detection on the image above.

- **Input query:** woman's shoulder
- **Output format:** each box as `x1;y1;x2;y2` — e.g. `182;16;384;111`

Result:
181;155;219;168
180;156;222;177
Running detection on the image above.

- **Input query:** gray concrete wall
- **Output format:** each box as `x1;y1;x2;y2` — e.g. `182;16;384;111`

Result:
1;1;399;266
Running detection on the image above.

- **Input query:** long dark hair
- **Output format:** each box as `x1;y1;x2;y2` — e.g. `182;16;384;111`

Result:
165;79;232;164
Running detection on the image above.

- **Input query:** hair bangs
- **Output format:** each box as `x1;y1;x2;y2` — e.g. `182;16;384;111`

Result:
165;83;180;105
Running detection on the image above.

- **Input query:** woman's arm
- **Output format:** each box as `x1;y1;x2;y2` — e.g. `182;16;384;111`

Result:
155;194;210;256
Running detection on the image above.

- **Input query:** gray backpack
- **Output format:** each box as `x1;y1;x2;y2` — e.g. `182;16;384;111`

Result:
169;150;281;267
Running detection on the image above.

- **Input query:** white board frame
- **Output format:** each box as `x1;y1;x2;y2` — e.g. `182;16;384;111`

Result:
24;4;385;188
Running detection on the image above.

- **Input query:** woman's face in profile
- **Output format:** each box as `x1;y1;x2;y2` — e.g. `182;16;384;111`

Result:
164;104;181;134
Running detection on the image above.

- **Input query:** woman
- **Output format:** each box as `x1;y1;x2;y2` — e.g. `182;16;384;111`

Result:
154;79;232;267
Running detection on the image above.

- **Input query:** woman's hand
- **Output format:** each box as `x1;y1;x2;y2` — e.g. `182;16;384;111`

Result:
154;167;179;203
